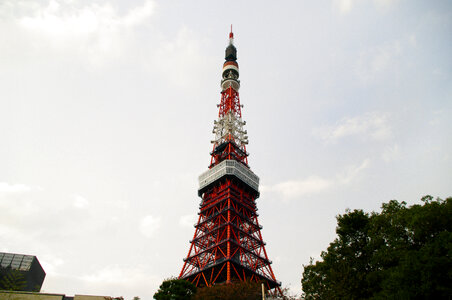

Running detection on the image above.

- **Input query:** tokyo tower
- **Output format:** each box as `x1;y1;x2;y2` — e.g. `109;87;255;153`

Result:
179;29;281;295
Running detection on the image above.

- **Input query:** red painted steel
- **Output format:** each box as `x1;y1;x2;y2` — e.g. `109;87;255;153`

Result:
179;31;281;296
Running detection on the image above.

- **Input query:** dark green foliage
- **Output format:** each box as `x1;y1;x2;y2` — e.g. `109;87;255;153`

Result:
0;269;27;291
192;281;262;300
153;278;197;300
302;196;452;300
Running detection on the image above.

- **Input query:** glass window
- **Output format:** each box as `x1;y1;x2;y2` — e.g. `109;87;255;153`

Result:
12;256;23;263
19;265;30;271
1;261;12;268
2;257;12;264
21;261;32;268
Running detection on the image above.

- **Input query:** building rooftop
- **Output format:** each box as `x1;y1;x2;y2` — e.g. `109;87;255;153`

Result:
0;252;38;272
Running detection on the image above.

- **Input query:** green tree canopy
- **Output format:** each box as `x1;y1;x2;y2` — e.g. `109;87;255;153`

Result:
153;278;196;300
192;280;297;300
192;281;262;300
302;196;452;300
0;268;27;291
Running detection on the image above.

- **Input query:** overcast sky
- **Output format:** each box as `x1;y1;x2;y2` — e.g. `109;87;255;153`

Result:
1;0;451;299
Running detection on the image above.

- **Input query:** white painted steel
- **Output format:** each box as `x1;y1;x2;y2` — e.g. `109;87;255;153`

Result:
221;78;240;91
198;160;259;193
222;64;239;73
211;111;248;146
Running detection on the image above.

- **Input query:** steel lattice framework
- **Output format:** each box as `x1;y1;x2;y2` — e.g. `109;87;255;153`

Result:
179;30;281;295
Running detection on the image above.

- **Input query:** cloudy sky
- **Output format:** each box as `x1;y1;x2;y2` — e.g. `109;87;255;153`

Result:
1;0;451;299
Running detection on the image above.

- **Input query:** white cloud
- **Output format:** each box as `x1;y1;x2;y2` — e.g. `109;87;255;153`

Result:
0;182;32;194
314;112;392;142
39;255;65;276
263;159;370;200
337;159;370;184
382;144;400;162
179;214;197;228
0;183;44;219
409;34;417;47
333;0;398;14
82;265;132;284
2;0;155;65
263;176;333;199
79;264;161;296
72;194;89;209
121;0;155;27
428;110;444;126
355;41;403;82
333;0;355;14
139;215;161;238
18;0;155;36
373;0;399;9
150;26;212;89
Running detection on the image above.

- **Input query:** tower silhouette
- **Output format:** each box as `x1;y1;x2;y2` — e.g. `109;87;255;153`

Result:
179;30;281;295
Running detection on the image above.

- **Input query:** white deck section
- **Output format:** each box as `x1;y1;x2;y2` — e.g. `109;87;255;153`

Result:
198;160;259;193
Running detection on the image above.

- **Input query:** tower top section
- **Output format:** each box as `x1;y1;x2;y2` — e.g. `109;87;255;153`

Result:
225;26;236;61
210;30;248;168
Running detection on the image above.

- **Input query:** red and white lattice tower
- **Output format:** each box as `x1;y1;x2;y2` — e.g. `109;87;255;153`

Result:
179;29;282;295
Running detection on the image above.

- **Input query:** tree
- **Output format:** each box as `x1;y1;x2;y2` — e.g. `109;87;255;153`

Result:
279;286;300;300
153;278;197;300
192;281;262;300
0;269;27;291
301;196;452;300
192;281;298;300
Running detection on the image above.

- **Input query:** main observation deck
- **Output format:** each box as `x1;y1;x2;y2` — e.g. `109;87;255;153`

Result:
198;160;259;196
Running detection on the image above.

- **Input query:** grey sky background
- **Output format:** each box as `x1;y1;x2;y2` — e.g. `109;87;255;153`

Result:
1;0;451;299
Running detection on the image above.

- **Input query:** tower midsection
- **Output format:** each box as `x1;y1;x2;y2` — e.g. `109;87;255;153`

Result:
180;175;279;288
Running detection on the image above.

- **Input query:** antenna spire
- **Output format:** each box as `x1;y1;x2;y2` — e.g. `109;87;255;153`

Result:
229;24;234;39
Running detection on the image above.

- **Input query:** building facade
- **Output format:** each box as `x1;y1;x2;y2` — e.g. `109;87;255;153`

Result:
0;252;46;292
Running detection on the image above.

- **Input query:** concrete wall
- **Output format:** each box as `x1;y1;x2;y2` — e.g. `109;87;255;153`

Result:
0;291;117;300
73;295;110;300
0;291;65;300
